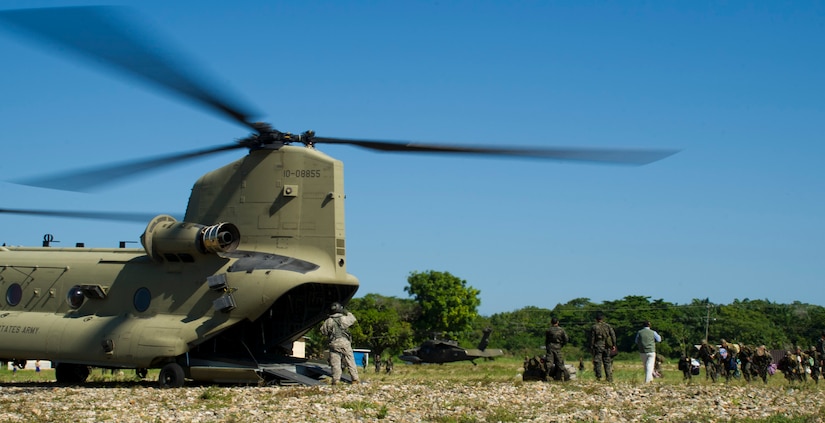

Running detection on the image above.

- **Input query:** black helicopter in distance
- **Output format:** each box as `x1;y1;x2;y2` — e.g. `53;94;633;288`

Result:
399;328;503;365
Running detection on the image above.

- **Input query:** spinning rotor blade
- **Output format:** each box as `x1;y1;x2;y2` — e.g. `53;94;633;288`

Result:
0;208;165;223
1;6;679;195
15;142;246;192
312;136;678;165
0;6;260;132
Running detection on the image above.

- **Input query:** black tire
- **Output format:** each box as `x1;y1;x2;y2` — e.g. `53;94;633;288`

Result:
55;363;90;384
158;363;185;388
136;368;148;379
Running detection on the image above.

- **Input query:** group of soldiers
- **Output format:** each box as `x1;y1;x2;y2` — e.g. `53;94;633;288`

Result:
524;314;612;382
527;313;825;385
777;345;821;383
690;334;825;384
692;339;774;383
372;355;394;374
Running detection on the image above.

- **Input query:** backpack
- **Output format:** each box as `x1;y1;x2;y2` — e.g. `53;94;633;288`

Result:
593;323;613;347
327;316;352;342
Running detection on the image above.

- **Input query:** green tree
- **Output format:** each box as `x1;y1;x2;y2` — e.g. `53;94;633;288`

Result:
404;270;481;339
488;306;553;354
347;294;417;356
714;300;787;348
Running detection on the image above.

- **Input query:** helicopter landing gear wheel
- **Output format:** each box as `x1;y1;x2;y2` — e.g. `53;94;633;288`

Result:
136;368;148;379
158;363;185;388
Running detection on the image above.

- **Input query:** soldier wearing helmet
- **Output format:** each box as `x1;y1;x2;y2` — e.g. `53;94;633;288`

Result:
320;302;360;384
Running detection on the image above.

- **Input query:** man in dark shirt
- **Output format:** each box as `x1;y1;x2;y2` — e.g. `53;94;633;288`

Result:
589;313;617;382
545;318;569;380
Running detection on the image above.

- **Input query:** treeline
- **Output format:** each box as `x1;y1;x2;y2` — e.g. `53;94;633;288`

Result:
322;292;825;360
305;271;825;360
482;296;825;359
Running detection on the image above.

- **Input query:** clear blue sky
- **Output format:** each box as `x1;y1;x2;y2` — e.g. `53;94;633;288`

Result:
1;1;823;316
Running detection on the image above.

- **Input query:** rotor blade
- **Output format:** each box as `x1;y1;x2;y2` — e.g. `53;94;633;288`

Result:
312;137;678;165
15;143;246;192
0;6;260;132
0;208;170;223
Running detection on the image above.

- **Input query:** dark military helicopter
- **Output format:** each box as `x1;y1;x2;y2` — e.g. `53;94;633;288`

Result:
0;7;676;387
400;328;504;365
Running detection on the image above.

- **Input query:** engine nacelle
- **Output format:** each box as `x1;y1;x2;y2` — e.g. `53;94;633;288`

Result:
141;215;240;263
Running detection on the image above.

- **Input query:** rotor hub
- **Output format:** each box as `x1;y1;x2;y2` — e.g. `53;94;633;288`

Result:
240;124;316;149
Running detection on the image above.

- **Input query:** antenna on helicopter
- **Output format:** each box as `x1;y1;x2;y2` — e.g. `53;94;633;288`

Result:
42;233;58;247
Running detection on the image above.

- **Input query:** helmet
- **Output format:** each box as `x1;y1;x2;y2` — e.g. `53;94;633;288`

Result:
330;302;344;314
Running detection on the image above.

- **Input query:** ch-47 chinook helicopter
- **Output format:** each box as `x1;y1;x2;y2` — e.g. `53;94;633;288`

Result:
0;7;677;388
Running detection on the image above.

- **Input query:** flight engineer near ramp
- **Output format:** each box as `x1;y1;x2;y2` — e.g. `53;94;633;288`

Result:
320;302;360;384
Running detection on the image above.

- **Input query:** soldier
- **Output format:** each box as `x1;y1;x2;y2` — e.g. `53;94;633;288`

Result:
522;355;547;381
545;317;569;381
806;346;819;384
794;345;810;382
696;339;718;382
752;345;771;384
738;344;755;383
778;347;809;383
719;339;740;381
320;302;360;384
384;356;394;374
374;353;382;373
589;313;617;382
778;350;799;382
817;331;825;370
677;354;692;380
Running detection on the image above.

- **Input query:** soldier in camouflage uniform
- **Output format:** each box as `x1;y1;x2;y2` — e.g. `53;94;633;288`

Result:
795;345;810;382
696;339;718;382
545;317;570;381
738;344;755;383
752;345;771;384
320;302;360;384
589;313;617;382
522;355;547;381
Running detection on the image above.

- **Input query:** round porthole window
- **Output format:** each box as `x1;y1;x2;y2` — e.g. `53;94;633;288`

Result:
5;283;22;306
66;286;84;309
133;287;151;312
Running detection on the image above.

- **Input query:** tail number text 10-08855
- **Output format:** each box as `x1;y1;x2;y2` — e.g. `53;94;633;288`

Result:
284;170;321;178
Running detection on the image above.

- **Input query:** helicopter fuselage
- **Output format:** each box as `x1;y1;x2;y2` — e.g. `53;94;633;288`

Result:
0;146;359;384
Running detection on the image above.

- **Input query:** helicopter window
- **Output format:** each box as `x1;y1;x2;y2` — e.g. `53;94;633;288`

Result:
133;287;151;312
66;286;85;309
5;283;23;306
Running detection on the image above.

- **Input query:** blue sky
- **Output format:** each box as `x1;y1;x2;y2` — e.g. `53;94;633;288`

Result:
1;1;823;316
